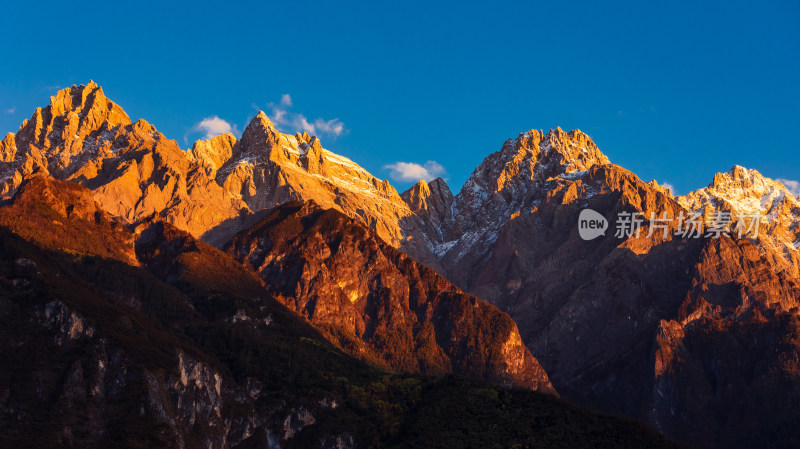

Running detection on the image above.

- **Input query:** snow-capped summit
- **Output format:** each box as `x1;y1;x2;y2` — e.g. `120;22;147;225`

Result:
416;127;610;269
679;165;800;276
460;127;608;206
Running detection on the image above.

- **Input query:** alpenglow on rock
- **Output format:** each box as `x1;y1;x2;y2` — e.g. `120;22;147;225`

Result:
0;82;247;238
2;81;799;448
678;165;800;278
0;83;425;249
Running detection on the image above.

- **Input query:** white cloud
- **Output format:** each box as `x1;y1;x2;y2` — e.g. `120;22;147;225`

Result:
265;95;346;138
6;107;15;114
777;178;800;197
191;116;238;140
384;161;447;183
314;118;345;136
661;181;676;195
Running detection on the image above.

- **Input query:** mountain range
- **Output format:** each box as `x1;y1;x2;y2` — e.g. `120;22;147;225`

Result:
1;81;798;448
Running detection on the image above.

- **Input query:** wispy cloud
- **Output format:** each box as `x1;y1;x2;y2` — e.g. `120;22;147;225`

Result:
314;118;345;136
5;107;14;114
661;181;676;195
265;94;346;138
777;178;800;197
384;161;447;183
189;116;240;141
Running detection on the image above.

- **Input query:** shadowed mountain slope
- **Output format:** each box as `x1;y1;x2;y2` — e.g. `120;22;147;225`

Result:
224;201;555;393
0;174;688;448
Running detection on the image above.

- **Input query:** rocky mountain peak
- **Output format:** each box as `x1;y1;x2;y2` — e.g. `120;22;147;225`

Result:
678;165;800;278
0;82;136;195
0;133;14;162
462;127;609;203
13;81;131;154
46;81;131;130
401;179;431;212
229;111;281;163
401;177;454;217
1;81;247;242
707;165;789;196
539;127;610;175
459;131;538;203
401;127;614;276
205;110;418;246
190;132;237;175
253;109;275;129
429;176;451;193
683;165;798;216
498;129;543;159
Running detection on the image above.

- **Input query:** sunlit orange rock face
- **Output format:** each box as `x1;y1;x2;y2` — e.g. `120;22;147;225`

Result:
207;111;427;248
1;81;799;448
0;82;247;238
0;174;138;265
0;180;680;448
224;201;555;393
0;174;557;411
0;83;438;251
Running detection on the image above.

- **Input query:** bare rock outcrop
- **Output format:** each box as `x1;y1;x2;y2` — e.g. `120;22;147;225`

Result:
225;201;555;393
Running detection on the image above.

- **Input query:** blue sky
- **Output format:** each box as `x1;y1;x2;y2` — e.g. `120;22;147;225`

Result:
1;0;798;195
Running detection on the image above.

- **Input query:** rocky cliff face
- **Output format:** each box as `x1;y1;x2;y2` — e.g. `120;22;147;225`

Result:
652;236;800;449
402;129;800;448
398;177;455;272
224;201;555;393
189;132;237;178
0;224;352;448
2;82;798;448
0;171;681;449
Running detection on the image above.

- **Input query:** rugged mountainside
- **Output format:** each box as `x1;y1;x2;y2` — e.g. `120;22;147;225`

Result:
0;82;247;238
224;201;554;393
211;112;417;248
457;163;800;448
0;174;138;265
402;127;616;282
0;169;684;448
0;177;365;448
401;130;800;448
2;81;798;448
678;165;800;278
0;83;437;253
653;236;800;449
189;132;237;179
